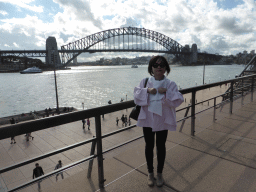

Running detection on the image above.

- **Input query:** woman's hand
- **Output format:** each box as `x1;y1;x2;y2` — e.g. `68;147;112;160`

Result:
158;87;167;94
147;88;157;94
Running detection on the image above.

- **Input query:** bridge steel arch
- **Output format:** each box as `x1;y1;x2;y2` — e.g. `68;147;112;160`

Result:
61;27;189;66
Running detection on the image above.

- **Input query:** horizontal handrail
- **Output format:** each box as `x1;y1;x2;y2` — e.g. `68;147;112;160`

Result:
8;155;95;192
0;137;96;174
0;100;136;140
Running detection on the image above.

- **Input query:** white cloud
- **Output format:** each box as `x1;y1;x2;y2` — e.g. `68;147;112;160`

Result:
0;10;8;15
0;0;43;12
13;42;19;47
0;15;51;50
0;0;256;59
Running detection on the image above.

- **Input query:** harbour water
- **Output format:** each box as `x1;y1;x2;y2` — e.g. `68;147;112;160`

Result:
0;64;245;118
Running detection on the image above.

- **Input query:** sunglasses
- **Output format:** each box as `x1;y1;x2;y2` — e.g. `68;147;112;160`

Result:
152;63;166;68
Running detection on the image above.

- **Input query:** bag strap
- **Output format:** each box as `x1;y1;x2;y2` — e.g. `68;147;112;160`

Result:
144;78;149;88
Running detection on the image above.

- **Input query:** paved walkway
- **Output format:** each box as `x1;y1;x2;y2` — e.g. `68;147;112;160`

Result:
1;85;255;191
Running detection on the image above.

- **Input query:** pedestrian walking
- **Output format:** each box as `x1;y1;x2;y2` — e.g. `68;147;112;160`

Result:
87;118;90;130
10;136;16;144
33;163;44;190
124;115;128;127
128;117;131;126
25;133;34;141
116;117;119;126
10;118;16;144
82;119;85;129
121;114;125;127
134;56;183;187
55;160;64;181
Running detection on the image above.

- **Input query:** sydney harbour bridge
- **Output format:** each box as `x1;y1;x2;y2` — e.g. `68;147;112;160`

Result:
0;27;221;68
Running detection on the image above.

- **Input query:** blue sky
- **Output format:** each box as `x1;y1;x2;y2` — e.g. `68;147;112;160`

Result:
0;0;255;61
216;0;244;9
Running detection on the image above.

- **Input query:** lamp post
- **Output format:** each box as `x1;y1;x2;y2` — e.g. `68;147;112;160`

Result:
52;50;59;113
203;53;206;85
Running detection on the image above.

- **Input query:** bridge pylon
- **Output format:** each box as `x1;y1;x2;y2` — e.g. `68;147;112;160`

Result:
46;37;61;67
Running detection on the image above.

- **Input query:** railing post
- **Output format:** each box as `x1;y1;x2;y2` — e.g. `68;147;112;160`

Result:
95;116;105;188
251;76;254;102
191;91;196;136
87;136;96;179
241;78;244;105
230;81;234;114
242;78;244;96
213;97;216;122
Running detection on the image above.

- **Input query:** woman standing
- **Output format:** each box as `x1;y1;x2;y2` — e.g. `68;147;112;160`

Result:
134;56;183;187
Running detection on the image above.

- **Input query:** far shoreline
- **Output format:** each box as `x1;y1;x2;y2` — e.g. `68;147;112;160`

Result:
0;63;244;73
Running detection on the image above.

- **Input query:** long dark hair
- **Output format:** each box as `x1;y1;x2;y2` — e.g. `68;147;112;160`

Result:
148;56;170;76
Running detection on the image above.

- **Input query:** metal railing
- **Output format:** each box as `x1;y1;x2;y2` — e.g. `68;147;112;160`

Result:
223;55;256;99
1;74;256;191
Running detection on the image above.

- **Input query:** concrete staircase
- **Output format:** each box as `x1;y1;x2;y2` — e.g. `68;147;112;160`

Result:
223;55;256;100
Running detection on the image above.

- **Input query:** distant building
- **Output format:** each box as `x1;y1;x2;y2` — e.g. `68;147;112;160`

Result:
243;50;248;55
250;50;255;55
185;45;190;51
191;44;198;63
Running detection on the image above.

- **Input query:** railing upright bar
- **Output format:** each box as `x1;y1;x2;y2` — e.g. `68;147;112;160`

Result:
95;116;105;188
242;78;244;97
191;91;196;136
230;81;234;114
241;78;244;105
251;76;254;102
87;136;96;178
213;97;216;122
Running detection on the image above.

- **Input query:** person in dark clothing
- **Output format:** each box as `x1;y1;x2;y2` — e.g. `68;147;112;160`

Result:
33;163;44;190
82;119;85;129
121;114;125;127
10;136;16;144
116;117;119;126
25;133;34;141
10;118;15;124
55;160;64;181
124;115;128;127
10;118;16;144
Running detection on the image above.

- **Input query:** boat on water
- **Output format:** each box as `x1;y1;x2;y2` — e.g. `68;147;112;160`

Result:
131;64;138;68
20;67;42;74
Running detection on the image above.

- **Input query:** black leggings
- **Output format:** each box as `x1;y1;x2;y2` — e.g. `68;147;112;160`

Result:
143;127;168;173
